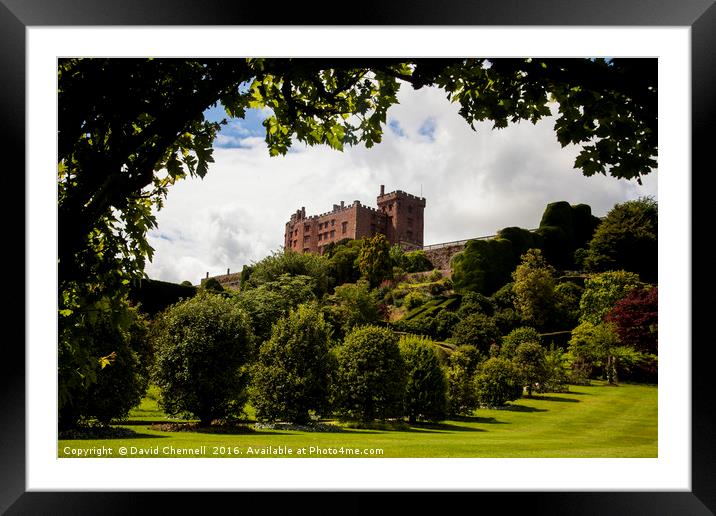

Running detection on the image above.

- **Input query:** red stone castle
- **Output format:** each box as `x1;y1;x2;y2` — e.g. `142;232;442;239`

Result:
284;185;426;254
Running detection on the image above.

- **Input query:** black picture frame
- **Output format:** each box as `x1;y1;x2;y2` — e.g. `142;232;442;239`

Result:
4;0;714;513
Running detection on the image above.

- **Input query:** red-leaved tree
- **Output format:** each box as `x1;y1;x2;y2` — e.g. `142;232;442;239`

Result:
606;286;658;355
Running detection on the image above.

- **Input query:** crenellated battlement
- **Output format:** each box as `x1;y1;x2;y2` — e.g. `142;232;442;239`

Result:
284;184;425;253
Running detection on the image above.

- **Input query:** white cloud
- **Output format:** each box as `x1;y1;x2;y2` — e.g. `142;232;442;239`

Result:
145;84;657;284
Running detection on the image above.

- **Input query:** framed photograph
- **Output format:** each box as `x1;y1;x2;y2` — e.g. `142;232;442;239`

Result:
7;0;714;512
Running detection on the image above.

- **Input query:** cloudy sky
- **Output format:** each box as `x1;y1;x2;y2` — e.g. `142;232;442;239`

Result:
144;83;658;285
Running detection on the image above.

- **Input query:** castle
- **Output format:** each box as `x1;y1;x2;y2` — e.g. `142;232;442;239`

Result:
284;185;426;254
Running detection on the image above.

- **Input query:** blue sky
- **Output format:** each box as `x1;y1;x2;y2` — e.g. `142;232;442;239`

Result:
145;85;657;284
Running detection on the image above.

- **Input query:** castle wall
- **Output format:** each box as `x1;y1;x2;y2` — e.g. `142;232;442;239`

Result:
285;186;424;254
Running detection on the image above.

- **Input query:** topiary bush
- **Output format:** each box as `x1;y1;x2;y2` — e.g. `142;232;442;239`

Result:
451;238;515;295
151;293;254;426
399;335;448;423
474;356;524;407
404;290;429;310
332;326;406;422
249;304;334;424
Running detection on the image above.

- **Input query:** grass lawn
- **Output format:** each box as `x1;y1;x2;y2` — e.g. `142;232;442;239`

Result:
58;381;657;458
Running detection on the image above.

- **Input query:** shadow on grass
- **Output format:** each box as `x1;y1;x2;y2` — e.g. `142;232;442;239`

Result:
450;415;507;425
497;404;547;413
409;422;486;433
59;427;169;440
527;395;579;403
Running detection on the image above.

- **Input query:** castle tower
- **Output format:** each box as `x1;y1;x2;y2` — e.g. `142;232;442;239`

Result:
376;185;426;248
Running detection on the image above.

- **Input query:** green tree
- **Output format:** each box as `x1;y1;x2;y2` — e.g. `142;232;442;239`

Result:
249;304;334;424
445;345;483;416
568;321;621;385
512;249;558;330
501;327;541;359
151;293;254;425
449;312;501;354
579;270;642;325
324;280;383;339
245;250;330;296
399;336;448;423
58;58;656;421
512;341;549;397
553;281;584;330
358;234;393;288
474;357;524;407
327;238;363;287
585;197;658;282
332;326;406;422
59;305;151;429
234;274;317;344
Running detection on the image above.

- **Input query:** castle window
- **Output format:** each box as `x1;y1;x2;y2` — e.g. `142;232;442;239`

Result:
318;234;322;241
408;217;413;226
304;224;310;232
331;219;335;226
388;204;393;211
330;230;335;238
408;205;413;213
342;221;348;234
304;235;310;243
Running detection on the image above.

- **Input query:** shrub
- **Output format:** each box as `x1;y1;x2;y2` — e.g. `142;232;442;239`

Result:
404;290;429;310
474;357;524;407
501;327;541;359
58;305;151;429
128;278;197;317
202;277;224;292
492;308;524;336
457;291;496;318
399;336;448;423
151;293;254;425
579;270;642;325
491;281;516;310
512;341;549;396
446;345;483;416
404;250;434;273
435;310;460;340
449;313;501;354
249;304;334;424
427;268;443;281
332;326;406;422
